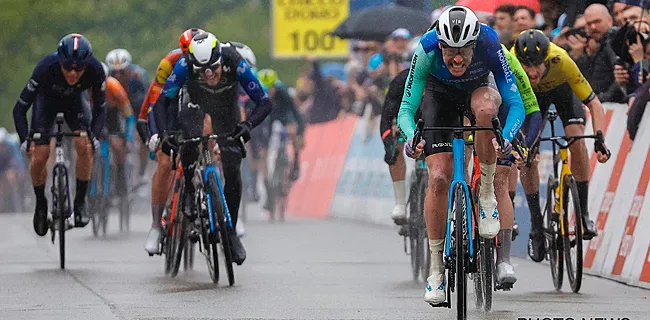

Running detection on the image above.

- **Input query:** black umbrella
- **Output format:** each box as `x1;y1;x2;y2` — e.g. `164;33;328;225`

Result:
330;5;431;42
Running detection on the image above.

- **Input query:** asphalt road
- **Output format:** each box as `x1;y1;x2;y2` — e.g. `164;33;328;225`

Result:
1;203;648;320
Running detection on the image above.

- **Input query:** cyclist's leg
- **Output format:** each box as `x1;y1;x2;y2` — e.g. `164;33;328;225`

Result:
107;109;128;194
520;92;552;262
422;76;461;304
29;95;55;236
389;140;407;223
470;75;501;239
558;92;595;238
66;94;93;227
178;89;203;218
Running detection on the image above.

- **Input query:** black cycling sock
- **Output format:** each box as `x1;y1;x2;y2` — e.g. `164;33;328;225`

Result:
576;181;589;217
526;192;543;232
34;185;46;204
75;179;89;205
223;163;242;228
181;142;199;195
509;191;516;208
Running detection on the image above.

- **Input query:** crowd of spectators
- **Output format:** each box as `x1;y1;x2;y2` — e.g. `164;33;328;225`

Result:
289;0;649;142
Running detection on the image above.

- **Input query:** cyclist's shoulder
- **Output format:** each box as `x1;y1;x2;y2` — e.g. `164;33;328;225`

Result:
32;53;61;76
419;29;439;54
545;42;574;71
131;64;149;79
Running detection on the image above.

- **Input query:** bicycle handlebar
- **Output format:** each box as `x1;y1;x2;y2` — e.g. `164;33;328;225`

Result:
167;133;247;171
411;118;508;154
527;130;609;167
26;130;94;153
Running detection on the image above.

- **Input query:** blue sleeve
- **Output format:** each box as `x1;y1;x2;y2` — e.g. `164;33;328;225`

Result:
125;114;135;142
237;59;272;127
523;111;543;148
485;26;525;142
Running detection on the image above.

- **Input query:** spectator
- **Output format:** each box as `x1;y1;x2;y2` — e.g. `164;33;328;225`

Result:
494;4;517;47
303;56;343;124
540;0;563;36
570;3;623;103
623;5;644;26
561;0;608;30
514;6;538;35
384;28;411;79
553;15;586;50
613;2;629;27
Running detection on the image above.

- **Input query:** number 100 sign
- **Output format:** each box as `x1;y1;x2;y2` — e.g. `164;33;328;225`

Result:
272;0;349;58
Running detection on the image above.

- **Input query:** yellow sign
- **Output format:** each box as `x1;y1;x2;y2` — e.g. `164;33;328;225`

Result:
272;0;349;58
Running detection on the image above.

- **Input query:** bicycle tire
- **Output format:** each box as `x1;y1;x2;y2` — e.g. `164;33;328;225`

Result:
169;193;186;278
410;225;421;281
56;166;66;270
164;173;183;274
563;175;583;293
200;188;220;283
184;240;195;271
545;176;564;291
482;238;493;312
208;172;235;286
453;184;467;320
90;156;104;237
418;178;430;283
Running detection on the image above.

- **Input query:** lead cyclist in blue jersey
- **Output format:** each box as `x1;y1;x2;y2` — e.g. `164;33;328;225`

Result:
397;6;525;305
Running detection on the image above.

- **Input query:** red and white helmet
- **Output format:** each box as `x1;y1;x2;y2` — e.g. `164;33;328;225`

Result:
179;28;205;53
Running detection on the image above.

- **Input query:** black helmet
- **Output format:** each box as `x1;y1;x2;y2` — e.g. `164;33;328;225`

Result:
514;29;550;66
57;33;93;68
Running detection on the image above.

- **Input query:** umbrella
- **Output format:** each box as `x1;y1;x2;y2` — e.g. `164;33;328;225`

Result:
455;0;541;14
616;0;650;9
330;5;431;42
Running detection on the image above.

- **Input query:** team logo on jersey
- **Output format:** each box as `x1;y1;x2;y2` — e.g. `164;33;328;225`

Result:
248;82;258;90
551;56;560;64
510;83;518;92
188;102;200;109
406;54;418;98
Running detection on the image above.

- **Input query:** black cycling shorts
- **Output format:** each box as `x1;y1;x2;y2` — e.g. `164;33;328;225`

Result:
105;107;125;137
422;73;499;156
536;83;586;126
30;93;91;146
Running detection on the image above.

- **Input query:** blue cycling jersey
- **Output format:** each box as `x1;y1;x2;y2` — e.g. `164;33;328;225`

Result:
398;24;525;142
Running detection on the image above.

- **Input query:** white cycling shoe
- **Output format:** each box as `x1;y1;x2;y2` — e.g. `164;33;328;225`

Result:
496;262;517;285
144;227;161;255
478;193;500;239
390;205;406;225
424;270;446;305
236;220;246;238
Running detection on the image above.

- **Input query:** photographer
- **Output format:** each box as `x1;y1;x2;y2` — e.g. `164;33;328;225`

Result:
566;4;624;103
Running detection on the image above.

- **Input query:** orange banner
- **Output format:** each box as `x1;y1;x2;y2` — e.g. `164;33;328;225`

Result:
286;115;358;218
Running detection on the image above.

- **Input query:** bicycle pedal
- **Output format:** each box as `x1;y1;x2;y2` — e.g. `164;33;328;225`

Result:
189;230;200;243
398;226;409;237
393;217;407;226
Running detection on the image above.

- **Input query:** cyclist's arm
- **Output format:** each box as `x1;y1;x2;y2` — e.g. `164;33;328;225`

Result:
563;56;606;135
381;69;408;149
111;80;135;142
523;111;543;148
153;57;188;133
398;44;430;140
236;59;273;128
12;60;45;143
503;45;540;116
488;32;525;142
89;59;108;139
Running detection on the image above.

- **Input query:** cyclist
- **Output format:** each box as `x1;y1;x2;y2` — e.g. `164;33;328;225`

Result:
105;48;150;181
397;6;526;304
152;31;273;265
511;29;611;262
96;62;135;194
137;28;204;255
256;68;305;212
12;33;106;236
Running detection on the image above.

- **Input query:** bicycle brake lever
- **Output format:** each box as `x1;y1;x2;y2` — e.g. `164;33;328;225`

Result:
491;118;506;150
412;119;424;151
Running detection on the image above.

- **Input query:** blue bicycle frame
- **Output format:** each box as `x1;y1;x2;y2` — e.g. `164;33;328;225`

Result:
89;140;110;198
444;135;475;260
204;164;234;233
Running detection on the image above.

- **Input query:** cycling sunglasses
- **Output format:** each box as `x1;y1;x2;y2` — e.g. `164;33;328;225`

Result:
61;62;87;72
193;58;222;76
440;44;475;58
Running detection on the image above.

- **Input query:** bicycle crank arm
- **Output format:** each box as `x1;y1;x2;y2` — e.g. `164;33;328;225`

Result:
428;302;450;308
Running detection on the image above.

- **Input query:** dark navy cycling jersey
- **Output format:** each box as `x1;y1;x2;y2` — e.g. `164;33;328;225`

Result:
12;53;106;142
398;24;525;142
153;42;272;134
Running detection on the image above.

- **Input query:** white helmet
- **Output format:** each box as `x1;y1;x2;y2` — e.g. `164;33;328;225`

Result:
105;48;132;71
232;42;257;68
436;6;480;48
100;62;109;77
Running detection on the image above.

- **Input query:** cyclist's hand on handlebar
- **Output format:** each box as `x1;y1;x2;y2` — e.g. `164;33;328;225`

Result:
20;141;28;154
230;121;252;143
92;137;100;151
147;134;161;153
492;138;513;157
595;141;611;163
405;138;425;159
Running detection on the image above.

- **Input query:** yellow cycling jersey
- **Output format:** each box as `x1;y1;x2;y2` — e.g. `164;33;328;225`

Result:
510;42;596;104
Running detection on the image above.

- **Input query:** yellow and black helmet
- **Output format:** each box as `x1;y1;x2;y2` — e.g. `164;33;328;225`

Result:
514;29;550;66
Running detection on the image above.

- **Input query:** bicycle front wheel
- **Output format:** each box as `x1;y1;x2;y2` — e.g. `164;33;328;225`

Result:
545;176;564;291
208;172;235;286
56;166;67;270
563;175;583;293
453;184;467;320
169;193;186;278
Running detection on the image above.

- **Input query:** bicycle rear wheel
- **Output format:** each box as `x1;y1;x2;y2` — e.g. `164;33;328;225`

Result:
545;176;563;291
453;184;467;320
56;167;67;270
90;157;104;237
208;172;235;286
563;175;583;293
169;192;186;278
